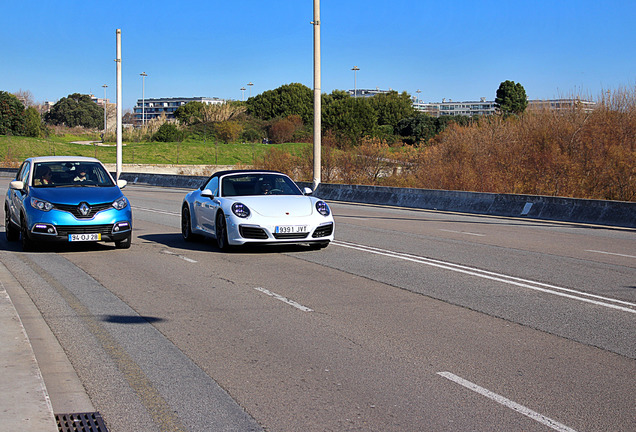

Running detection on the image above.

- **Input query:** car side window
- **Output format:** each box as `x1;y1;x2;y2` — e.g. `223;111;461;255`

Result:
17;161;31;183
204;177;219;197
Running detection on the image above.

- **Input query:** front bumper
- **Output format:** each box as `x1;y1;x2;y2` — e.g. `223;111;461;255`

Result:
228;221;334;245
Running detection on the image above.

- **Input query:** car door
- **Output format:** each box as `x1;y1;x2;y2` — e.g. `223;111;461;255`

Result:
8;161;31;226
195;176;219;234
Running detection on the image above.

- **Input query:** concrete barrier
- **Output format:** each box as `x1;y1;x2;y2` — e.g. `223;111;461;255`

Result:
120;172;635;229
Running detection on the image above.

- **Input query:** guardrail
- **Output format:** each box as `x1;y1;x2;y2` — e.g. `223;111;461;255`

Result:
119;172;636;229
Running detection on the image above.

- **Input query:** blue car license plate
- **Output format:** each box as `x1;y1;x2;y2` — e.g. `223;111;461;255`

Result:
69;233;101;242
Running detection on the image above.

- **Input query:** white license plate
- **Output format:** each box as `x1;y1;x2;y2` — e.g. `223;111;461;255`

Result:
69;233;101;242
275;225;308;234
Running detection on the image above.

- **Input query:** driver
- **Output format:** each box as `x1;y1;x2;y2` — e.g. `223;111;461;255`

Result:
259;180;272;195
74;165;88;182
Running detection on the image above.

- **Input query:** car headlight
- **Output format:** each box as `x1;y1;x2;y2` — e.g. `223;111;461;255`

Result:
30;197;54;212
232;202;250;218
112;197;128;210
316;201;330;216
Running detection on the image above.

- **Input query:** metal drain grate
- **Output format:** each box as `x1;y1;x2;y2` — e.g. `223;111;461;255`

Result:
56;412;109;432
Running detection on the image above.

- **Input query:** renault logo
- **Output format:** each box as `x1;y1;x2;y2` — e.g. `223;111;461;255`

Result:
78;202;90;216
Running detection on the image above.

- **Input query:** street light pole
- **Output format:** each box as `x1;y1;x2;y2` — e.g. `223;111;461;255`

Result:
352;66;359;98
140;72;147;126
241;87;246;101
247;82;254;98
312;0;321;190
102;84;108;137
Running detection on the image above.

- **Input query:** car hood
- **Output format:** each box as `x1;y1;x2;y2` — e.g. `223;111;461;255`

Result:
31;186;124;205
233;196;315;217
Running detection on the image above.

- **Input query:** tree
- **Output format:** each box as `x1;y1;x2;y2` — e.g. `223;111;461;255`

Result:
367;91;417;129
24;107;44;137
44;93;103;128
322;96;378;146
0;91;26;135
246;83;313;124
495;80;528;115
215;121;243;143
174;101;204;125
152;123;184;142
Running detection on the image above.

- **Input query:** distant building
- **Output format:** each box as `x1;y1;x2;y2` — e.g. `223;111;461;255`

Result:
413;97;596;117
133;96;225;125
347;88;393;98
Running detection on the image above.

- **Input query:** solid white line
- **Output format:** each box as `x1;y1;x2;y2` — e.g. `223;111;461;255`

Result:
437;372;578;432
439;229;486;237
334;241;636;314
586;249;636;259
254;287;313;312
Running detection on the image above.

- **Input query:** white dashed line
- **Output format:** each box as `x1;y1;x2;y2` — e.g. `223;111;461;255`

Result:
439;229;486;237
437;372;578;432
254;287;313;312
161;250;197;263
586;250;636;259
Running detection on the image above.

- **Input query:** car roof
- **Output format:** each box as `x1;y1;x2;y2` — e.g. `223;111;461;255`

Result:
26;156;102;164
199;169;287;190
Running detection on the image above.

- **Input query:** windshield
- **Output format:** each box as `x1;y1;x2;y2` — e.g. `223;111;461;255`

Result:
32;162;115;188
221;173;303;197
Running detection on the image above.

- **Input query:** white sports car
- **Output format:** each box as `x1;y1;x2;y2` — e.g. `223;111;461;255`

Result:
181;170;334;250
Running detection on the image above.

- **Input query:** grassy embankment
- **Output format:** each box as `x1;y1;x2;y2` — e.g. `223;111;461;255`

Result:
0;134;309;167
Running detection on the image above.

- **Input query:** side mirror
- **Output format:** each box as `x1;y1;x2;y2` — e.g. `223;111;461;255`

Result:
303;187;313;196
117;179;128;189
201;189;215;199
9;180;25;191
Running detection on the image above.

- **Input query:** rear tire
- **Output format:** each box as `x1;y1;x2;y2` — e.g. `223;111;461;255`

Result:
5;207;19;241
181;206;196;241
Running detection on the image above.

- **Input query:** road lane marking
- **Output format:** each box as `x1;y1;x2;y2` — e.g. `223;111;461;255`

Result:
586;250;636;259
437;372;578;432
133;206;180;216
161;250;197;263
254;287;313;312
334;241;636;314
439;229;486;237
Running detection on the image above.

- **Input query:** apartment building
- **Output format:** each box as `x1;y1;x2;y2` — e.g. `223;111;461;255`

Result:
134;96;225;125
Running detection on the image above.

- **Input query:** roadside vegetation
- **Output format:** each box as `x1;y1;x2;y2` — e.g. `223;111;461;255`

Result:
1;84;634;201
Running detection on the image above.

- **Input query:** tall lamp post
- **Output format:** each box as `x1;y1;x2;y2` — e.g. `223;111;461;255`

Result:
241;87;246;101
351;66;359;98
247;82;254;98
102;84;108;137
140;72;147;126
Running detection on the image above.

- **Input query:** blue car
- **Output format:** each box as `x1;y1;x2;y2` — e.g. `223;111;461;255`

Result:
4;156;133;251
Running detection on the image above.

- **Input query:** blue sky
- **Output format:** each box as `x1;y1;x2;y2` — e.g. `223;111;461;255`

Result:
2;1;634;110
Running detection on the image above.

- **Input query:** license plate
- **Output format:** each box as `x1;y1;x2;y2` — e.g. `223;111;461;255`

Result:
275;225;308;234
69;233;101;242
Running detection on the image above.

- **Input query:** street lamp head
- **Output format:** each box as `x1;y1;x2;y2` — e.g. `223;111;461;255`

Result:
352;66;359;71
140;72;147;77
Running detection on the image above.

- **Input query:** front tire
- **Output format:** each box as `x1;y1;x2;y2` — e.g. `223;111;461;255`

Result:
20;215;34;252
215;212;230;251
115;233;132;249
5;207;19;241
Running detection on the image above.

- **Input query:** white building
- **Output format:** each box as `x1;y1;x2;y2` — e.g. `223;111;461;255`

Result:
134;96;225;125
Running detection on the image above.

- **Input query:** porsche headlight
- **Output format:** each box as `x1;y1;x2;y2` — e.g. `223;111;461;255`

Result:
112;196;128;210
316;201;330;216
232;202;250;218
30;197;54;212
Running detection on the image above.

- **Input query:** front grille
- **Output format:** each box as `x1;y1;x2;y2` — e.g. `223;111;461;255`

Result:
56;412;108;431
239;225;269;239
55;224;114;236
273;232;309;239
312;223;334;238
54;202;113;218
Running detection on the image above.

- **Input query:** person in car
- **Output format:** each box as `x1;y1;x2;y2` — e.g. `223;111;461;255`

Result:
74;166;88;182
34;166;54;185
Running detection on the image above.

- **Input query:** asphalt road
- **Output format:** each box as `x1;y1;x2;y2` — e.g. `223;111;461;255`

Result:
2;179;635;432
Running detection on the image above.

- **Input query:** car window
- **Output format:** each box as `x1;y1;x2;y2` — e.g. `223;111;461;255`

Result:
204;176;219;196
32;162;115;188
17;161;31;183
221;174;302;197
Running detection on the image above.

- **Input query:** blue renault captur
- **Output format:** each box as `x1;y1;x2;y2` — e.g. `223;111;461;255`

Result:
4;156;133;251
